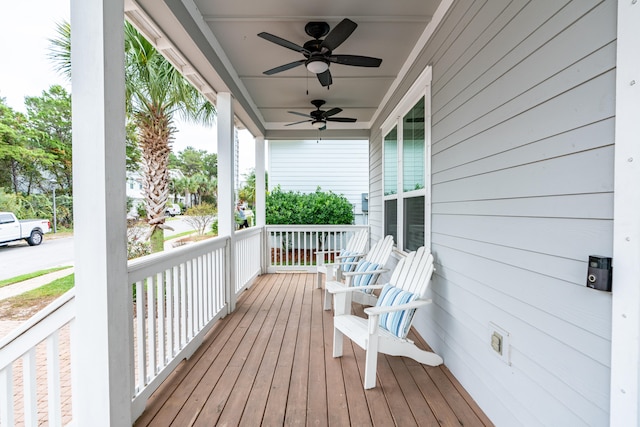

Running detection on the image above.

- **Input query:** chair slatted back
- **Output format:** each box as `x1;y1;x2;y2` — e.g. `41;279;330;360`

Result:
344;229;368;254
364;235;394;266
388;247;434;298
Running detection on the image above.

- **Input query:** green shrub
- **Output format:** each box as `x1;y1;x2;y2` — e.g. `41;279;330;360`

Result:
0;190;73;228
266;186;353;225
184;203;216;235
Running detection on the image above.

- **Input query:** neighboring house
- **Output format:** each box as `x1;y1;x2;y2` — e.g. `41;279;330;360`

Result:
126;169;186;216
268;140;369;224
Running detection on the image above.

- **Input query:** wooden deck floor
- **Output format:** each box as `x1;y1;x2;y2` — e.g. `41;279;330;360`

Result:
134;273;493;426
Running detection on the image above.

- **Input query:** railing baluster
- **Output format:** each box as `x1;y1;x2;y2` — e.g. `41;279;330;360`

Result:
157;272;165;367
187;260;194;340
147;274;156;378
198;255;204;329
166;267;174;359
136;280;145;390
172;266;180;355
22;348;37;426
180;262;187;348
1;365;14;426
47;331;62;426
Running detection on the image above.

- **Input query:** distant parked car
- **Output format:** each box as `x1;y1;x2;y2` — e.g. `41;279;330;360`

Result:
165;204;181;217
0;212;51;246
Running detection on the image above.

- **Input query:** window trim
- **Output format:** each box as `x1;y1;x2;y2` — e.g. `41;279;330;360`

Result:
381;66;432;251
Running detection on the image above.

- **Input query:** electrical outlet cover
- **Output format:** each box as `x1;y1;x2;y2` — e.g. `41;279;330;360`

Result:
488;322;511;365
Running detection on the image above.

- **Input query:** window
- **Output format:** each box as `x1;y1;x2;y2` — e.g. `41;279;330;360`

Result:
404;196;425;251
384;127;398;196
384;199;397;244
382;67;431;252
403;97;425;192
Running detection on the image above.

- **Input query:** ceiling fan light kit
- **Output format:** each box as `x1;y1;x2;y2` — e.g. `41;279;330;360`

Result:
306;57;329;74
311;120;325;129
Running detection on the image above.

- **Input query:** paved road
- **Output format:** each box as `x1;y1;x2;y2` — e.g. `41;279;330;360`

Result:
0;218;199;281
164;216;196;237
0;236;74;281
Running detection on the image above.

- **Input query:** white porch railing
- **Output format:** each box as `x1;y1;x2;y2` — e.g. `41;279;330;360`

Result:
128;236;231;418
234;227;262;295
0;224;366;425
0;291;75;427
265;225;369;273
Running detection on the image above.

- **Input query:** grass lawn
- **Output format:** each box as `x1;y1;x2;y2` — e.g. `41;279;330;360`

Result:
0;266;72;288
164;230;196;241
0;274;74;320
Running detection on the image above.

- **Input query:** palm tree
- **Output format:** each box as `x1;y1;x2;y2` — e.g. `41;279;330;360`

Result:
49;21;216;252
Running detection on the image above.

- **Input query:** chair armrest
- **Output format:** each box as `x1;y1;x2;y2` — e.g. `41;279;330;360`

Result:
335;252;366;260
364;299;432;315
315;249;341;256
326;282;385;294
342;268;389;277
364;299;432;335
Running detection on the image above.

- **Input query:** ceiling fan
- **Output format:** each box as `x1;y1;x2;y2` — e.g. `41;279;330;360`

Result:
258;18;382;87
285;99;357;130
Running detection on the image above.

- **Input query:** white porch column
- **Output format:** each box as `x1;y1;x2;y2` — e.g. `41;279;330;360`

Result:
254;136;266;273
70;0;131;426
217;92;237;312
255;136;266;227
611;1;640;425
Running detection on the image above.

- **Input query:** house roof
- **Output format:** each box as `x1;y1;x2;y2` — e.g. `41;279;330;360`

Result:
126;0;444;139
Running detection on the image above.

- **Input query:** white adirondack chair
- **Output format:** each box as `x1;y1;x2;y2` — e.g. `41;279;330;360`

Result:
315;228;369;289
324;235;394;311
330;246;443;389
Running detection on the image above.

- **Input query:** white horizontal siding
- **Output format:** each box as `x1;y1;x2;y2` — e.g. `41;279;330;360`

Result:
371;0;616;425
268;140;369;221
369;131;383;242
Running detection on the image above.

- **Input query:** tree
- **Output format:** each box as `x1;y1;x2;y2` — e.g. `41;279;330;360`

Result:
0;98;54;193
49;21;216;252
238;168;268;209
183;203;216;236
24;85;73;193
169;147;217;179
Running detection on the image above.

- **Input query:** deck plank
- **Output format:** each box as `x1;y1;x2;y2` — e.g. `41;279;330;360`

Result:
321;301;351;427
307;276;329;426
237;273;298;426
284;274;312;426
261;274;306;426
134;273;494;427
190;273;289;426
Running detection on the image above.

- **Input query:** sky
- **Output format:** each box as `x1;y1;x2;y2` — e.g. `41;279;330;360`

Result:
0;0;256;175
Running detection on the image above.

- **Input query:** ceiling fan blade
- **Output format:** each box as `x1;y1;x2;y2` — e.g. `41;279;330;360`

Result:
326;117;357;123
323;107;342;117
321;19;357;51
285;119;312;126
328;55;382;67
317;69;332;87
258;32;309;54
263;60;305;75
288;111;310;118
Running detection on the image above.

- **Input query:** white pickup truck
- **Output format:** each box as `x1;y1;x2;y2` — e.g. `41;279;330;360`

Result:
0;212;51;246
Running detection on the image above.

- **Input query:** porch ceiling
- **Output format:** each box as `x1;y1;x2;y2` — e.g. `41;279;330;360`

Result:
127;0;442;139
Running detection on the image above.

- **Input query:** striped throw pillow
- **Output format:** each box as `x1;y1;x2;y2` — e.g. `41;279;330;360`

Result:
376;284;418;338
352;260;381;292
339;250;356;272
